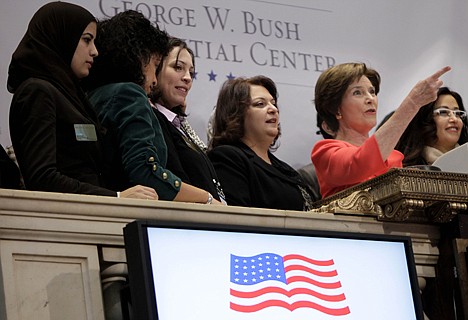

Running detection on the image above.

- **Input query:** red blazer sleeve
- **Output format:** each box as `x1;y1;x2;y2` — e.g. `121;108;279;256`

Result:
311;136;403;197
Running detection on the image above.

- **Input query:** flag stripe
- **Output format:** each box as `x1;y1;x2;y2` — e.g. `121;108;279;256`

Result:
230;300;351;315
230;287;347;302
285;264;338;277
284;254;334;266
287;275;342;289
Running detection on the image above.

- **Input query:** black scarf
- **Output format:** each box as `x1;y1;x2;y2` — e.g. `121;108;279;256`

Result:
7;1;97;120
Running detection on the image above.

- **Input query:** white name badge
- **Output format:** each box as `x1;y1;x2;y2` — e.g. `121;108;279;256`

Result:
74;124;97;141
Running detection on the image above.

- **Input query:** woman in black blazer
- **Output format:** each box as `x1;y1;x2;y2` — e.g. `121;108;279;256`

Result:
8;2;156;200
208;76;315;211
150;38;225;204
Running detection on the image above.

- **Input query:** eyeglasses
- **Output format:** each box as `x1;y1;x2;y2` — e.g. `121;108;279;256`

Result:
433;108;467;120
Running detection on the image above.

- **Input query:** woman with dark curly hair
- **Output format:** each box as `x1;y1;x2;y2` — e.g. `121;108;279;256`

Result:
8;2;156;200
208;76;315;210
312;62;450;198
87;11;220;204
396;87;468;167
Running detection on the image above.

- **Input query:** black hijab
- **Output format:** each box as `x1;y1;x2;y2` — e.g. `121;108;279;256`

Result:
7;1;96;117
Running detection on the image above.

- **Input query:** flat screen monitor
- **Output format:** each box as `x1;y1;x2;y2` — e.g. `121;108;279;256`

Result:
123;220;423;320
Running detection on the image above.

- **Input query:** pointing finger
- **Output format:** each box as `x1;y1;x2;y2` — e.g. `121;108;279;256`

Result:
429;66;451;80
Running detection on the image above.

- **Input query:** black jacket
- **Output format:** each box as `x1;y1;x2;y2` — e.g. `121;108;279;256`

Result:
153;109;223;201
209;142;312;210
0;145;22;189
9;78;115;196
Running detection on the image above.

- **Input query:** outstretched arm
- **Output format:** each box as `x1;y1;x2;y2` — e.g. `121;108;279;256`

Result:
375;66;451;160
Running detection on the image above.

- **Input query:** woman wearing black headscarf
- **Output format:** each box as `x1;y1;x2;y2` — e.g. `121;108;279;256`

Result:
8;1;157;199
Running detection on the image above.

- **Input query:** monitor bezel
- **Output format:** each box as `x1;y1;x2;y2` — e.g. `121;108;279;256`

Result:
123;219;424;320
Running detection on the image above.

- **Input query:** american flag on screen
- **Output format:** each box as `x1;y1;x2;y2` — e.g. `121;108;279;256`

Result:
230;253;351;316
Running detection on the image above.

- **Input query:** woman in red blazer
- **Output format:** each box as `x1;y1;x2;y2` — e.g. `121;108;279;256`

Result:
311;62;450;198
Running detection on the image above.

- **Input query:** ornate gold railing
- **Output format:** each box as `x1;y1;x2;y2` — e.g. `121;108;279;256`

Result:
311;168;468;223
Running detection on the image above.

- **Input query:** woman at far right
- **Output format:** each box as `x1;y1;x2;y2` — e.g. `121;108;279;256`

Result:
396;87;468;167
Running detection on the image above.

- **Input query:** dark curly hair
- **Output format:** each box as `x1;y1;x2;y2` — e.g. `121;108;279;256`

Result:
85;10;169;90
210;75;281;150
314;62;380;139
396;87;468;166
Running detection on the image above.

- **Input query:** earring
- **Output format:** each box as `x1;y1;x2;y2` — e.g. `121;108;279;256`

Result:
336;112;342;120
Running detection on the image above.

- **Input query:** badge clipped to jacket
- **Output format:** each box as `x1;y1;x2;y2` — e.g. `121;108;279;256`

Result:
74;124;97;141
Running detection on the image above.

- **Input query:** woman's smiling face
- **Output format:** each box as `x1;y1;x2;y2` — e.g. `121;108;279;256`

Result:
431;94;464;152
157;47;194;109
